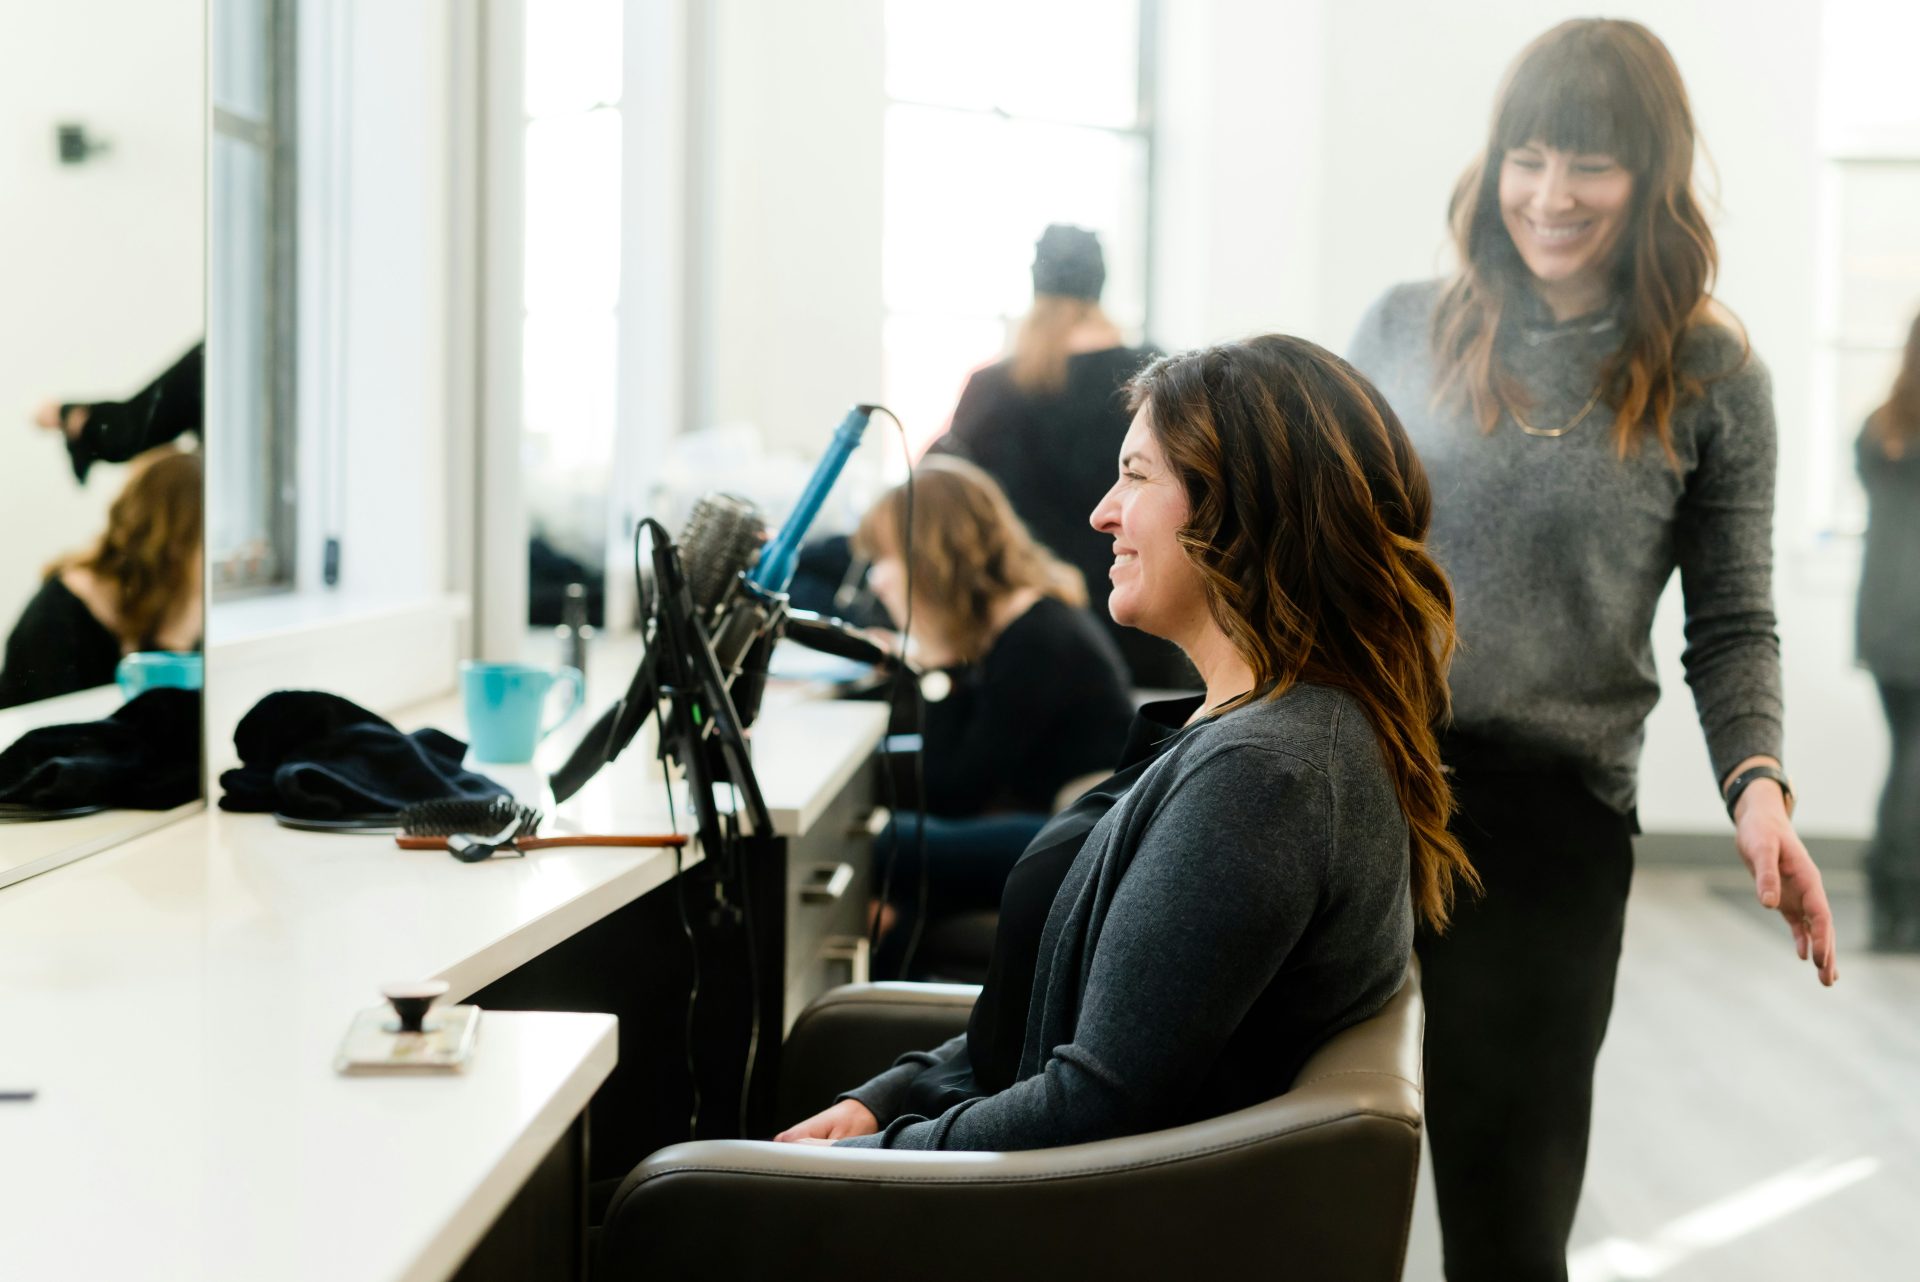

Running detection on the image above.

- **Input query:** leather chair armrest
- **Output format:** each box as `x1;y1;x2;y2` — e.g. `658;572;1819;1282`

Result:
601;1072;1419;1282
774;982;979;1131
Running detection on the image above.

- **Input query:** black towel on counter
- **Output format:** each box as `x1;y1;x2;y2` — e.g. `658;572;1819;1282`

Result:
0;688;202;811
219;690;505;819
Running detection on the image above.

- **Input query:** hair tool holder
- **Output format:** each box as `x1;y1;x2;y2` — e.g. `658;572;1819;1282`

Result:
549;406;876;913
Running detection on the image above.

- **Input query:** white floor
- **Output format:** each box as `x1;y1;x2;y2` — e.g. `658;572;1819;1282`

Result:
1400;864;1920;1281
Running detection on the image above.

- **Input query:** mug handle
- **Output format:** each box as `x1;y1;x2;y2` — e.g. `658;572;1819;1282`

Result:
539;666;586;742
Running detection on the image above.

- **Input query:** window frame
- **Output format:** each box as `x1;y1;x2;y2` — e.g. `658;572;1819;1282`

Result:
210;0;298;598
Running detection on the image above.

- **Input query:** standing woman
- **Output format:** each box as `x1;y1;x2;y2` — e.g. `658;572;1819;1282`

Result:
931;224;1188;688
1347;20;1837;1279
1857;310;1920;952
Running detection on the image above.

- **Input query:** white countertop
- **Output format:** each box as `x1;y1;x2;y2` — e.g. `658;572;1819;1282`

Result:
0;686;886;1282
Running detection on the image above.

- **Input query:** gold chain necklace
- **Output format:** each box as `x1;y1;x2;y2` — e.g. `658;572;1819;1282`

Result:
1501;387;1603;438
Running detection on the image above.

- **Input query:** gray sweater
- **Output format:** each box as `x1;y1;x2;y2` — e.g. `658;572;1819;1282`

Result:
1348;281;1784;812
838;684;1413;1152
1857;422;1920;687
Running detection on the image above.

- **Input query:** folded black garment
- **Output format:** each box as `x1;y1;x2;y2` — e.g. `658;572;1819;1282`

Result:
219;690;504;819
0;688;202;811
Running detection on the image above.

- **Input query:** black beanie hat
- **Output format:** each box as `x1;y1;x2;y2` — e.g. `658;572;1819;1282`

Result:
1031;224;1106;301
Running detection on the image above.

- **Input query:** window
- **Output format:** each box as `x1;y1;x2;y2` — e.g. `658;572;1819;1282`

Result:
209;0;296;594
881;0;1154;453
1811;0;1920;539
521;0;624;626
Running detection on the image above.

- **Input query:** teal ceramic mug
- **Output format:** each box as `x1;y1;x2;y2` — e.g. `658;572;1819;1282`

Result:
459;661;584;764
116;650;204;700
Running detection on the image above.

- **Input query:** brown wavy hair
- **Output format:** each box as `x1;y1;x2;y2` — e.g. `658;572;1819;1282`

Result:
1433;18;1744;465
1871;310;1920;457
852;454;1085;663
1129;335;1477;931
48;449;203;650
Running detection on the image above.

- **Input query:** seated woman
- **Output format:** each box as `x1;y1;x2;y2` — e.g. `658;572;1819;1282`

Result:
852;455;1135;972
0;449;203;709
776;335;1476;1150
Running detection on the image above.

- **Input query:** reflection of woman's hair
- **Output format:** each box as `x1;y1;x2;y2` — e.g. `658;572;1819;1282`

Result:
1872;311;1920;453
1433;18;1740;463
852;455;1085;663
1129;336;1477;931
48;449;202;650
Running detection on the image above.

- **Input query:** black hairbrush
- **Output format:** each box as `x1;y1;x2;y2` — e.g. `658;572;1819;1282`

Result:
274;794;543;862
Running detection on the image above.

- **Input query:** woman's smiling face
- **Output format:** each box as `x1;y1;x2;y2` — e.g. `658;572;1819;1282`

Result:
1089;404;1208;646
1498;139;1635;304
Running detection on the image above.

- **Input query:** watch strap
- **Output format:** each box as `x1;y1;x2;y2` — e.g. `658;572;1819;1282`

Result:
1725;763;1793;820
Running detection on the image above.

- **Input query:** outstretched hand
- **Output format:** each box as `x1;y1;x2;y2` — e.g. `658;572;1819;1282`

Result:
1733;780;1838;986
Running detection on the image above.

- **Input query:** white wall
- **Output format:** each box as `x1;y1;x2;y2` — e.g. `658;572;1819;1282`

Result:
700;0;886;456
0;0;202;647
1153;0;1875;837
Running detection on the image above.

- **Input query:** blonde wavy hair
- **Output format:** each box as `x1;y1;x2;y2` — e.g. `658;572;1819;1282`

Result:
47;448;203;650
852;455;1085;664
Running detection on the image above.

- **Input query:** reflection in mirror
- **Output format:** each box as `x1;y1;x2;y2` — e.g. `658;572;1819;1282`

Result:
0;0;205;887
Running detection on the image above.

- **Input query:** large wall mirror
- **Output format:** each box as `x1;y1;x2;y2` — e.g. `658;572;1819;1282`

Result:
0;0;205;887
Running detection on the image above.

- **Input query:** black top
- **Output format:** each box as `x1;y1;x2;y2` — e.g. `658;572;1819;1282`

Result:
0;578;122;710
931;345;1195;690
920;595;1134;817
901;695;1203;1113
63;342;203;483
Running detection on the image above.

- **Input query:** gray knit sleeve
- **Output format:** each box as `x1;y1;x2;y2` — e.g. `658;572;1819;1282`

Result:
1347;285;1407;375
1674;351;1785;789
839;743;1327;1152
834;1033;969;1126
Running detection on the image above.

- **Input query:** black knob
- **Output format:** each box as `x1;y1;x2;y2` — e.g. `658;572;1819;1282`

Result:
382;980;450;1034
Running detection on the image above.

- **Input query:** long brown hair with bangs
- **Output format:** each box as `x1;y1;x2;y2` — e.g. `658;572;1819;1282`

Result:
852;455;1085;664
1130;336;1478;931
1434;19;1741;464
1870;310;1920;457
48;449;203;650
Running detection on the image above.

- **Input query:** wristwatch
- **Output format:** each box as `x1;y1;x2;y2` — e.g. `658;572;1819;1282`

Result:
1724;763;1794;820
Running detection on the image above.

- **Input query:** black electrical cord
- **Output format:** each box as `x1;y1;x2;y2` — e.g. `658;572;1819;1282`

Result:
863;406;931;978
638;518;702;1141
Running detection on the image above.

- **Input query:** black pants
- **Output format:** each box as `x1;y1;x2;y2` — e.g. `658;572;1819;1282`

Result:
1870;681;1920;949
1418;766;1635;1282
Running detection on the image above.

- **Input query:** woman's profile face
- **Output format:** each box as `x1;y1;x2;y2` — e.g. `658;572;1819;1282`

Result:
1089;406;1207;644
1498;139;1634;297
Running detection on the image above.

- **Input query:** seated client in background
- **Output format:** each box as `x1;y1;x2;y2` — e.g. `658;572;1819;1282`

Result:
852;454;1134;973
0;449;203;709
777;335;1478;1151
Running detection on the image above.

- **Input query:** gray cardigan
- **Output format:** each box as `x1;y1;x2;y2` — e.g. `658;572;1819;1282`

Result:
1349;280;1784;811
1857;422;1920;686
839;683;1413;1152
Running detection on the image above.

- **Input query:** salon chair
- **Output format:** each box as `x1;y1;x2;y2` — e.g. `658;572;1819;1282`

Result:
598;971;1425;1281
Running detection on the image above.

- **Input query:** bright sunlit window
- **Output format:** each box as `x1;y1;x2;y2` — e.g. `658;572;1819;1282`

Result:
522;0;622;616
881;0;1153;453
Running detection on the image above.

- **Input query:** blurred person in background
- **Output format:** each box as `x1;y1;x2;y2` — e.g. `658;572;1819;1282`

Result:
930;224;1190;689
1857;309;1920;953
853;455;1133;976
0;449;203;709
1348;20;1836;1279
31;341;203;484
